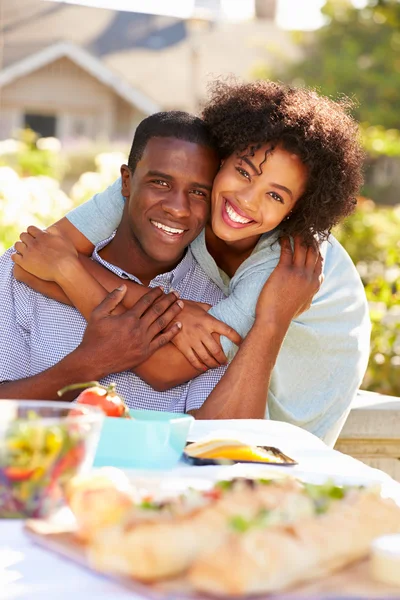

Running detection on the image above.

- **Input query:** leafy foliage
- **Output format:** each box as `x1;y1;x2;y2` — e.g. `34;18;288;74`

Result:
335;201;400;396
266;0;400;130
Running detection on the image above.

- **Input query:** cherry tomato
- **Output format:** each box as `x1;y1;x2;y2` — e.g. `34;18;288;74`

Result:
3;466;36;481
58;382;130;418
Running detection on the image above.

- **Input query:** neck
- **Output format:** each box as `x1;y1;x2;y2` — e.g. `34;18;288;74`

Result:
100;219;184;285
205;224;260;278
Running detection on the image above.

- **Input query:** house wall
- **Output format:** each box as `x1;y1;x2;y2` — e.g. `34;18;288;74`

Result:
113;96;142;141
0;57;143;142
0;106;22;140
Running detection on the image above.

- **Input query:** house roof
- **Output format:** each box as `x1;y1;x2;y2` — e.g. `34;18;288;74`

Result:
1;0;302;112
0;40;160;114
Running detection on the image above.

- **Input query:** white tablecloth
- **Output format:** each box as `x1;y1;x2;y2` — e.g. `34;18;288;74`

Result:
2;419;400;600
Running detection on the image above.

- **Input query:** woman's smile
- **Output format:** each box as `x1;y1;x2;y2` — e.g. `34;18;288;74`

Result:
221;198;256;228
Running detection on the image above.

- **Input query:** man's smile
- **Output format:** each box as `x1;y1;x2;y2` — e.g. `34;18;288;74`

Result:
150;219;187;237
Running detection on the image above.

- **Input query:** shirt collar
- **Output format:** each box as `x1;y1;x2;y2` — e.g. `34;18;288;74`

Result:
92;232;195;291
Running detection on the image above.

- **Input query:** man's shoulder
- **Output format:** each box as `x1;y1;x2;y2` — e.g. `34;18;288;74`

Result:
0;247;36;325
0;248;19;287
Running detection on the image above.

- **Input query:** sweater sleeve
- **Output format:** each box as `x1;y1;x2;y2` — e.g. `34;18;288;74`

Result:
66;177;125;244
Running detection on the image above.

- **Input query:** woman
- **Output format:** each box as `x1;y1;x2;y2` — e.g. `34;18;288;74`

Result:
13;81;370;444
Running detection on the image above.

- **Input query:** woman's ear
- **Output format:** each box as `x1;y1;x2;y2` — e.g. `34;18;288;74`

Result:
120;164;131;198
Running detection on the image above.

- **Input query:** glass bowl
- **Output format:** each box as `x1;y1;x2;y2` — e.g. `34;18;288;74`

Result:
0;401;104;518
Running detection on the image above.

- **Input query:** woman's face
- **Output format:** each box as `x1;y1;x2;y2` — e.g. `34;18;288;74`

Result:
211;144;308;243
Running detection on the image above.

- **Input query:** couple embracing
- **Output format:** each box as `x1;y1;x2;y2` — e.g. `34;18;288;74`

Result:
1;80;370;446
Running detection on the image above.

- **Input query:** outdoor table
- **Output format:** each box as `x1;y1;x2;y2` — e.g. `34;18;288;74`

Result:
2;419;400;600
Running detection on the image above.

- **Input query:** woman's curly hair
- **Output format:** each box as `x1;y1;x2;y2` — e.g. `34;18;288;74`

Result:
201;80;364;244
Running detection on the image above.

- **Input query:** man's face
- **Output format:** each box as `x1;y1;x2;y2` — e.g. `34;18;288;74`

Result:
121;137;219;267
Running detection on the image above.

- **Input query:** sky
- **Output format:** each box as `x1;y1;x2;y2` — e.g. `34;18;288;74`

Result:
44;0;329;30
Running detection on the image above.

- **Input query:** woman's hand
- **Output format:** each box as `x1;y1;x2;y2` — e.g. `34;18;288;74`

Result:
170;300;242;371
256;236;324;326
12;225;79;283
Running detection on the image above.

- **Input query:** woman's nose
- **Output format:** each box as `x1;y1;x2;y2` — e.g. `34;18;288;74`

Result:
236;183;260;211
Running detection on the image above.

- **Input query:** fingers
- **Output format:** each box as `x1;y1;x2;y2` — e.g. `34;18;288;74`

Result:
150;322;183;352
314;252;324;288
212;321;242;346
278;236;293;266
11;252;23;269
19;231;34;247
128;287;165;318
147;299;184;339
293;236;308;268
26;225;43;239
305;244;320;271
139;289;183;326
92;286;127;319
179;347;208;372
13;241;26;256
199;336;227;368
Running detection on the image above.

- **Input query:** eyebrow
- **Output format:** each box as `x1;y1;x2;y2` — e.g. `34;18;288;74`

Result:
147;170;212;192
241;157;259;175
147;170;173;180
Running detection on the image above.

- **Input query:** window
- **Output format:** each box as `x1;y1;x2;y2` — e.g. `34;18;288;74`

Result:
24;113;57;138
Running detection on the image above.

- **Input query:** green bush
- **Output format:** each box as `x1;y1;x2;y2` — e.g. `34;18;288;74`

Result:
335;201;400;397
0;129;66;179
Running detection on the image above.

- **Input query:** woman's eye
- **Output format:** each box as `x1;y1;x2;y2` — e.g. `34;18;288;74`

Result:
235;167;251;181
268;191;284;204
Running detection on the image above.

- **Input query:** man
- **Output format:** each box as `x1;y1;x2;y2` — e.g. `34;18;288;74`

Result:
1;111;320;415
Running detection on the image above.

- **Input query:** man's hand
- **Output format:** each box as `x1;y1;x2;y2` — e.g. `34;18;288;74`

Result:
78;285;184;377
12;225;79;282
169;300;242;371
256;236;324;326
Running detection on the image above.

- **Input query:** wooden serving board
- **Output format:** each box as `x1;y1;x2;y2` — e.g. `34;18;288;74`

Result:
24;520;400;599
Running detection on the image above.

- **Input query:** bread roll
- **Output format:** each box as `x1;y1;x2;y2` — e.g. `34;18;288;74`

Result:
189;491;400;596
88;478;313;581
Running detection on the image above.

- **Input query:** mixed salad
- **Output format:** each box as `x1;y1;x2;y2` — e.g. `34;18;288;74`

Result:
0;411;91;518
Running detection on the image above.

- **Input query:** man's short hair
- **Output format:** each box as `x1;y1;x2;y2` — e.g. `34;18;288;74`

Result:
127;111;216;173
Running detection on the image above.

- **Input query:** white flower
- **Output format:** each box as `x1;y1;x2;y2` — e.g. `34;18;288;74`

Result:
36;137;62;153
0;139;26;155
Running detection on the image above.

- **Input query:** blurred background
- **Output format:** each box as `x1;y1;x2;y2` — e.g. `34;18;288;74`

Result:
0;0;399;397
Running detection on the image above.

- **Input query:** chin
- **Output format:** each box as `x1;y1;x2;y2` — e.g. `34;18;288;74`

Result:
212;219;241;242
150;248;186;264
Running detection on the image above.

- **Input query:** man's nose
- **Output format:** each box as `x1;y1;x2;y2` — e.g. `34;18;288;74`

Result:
162;190;191;219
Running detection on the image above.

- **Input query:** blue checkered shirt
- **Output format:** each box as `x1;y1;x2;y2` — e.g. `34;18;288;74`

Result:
0;236;227;412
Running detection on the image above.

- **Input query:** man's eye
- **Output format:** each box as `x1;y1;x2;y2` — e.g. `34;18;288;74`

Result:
268;191;284;204
152;180;169;187
235;167;251;181
190;189;207;198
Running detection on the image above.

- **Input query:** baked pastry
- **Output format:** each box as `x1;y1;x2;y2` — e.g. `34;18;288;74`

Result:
88;477;313;581
189;488;400;596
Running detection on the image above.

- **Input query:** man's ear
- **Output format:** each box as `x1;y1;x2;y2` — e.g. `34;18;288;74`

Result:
120;165;131;199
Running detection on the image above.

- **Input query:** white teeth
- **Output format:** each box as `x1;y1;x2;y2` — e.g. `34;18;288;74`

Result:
225;201;252;224
151;221;184;235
